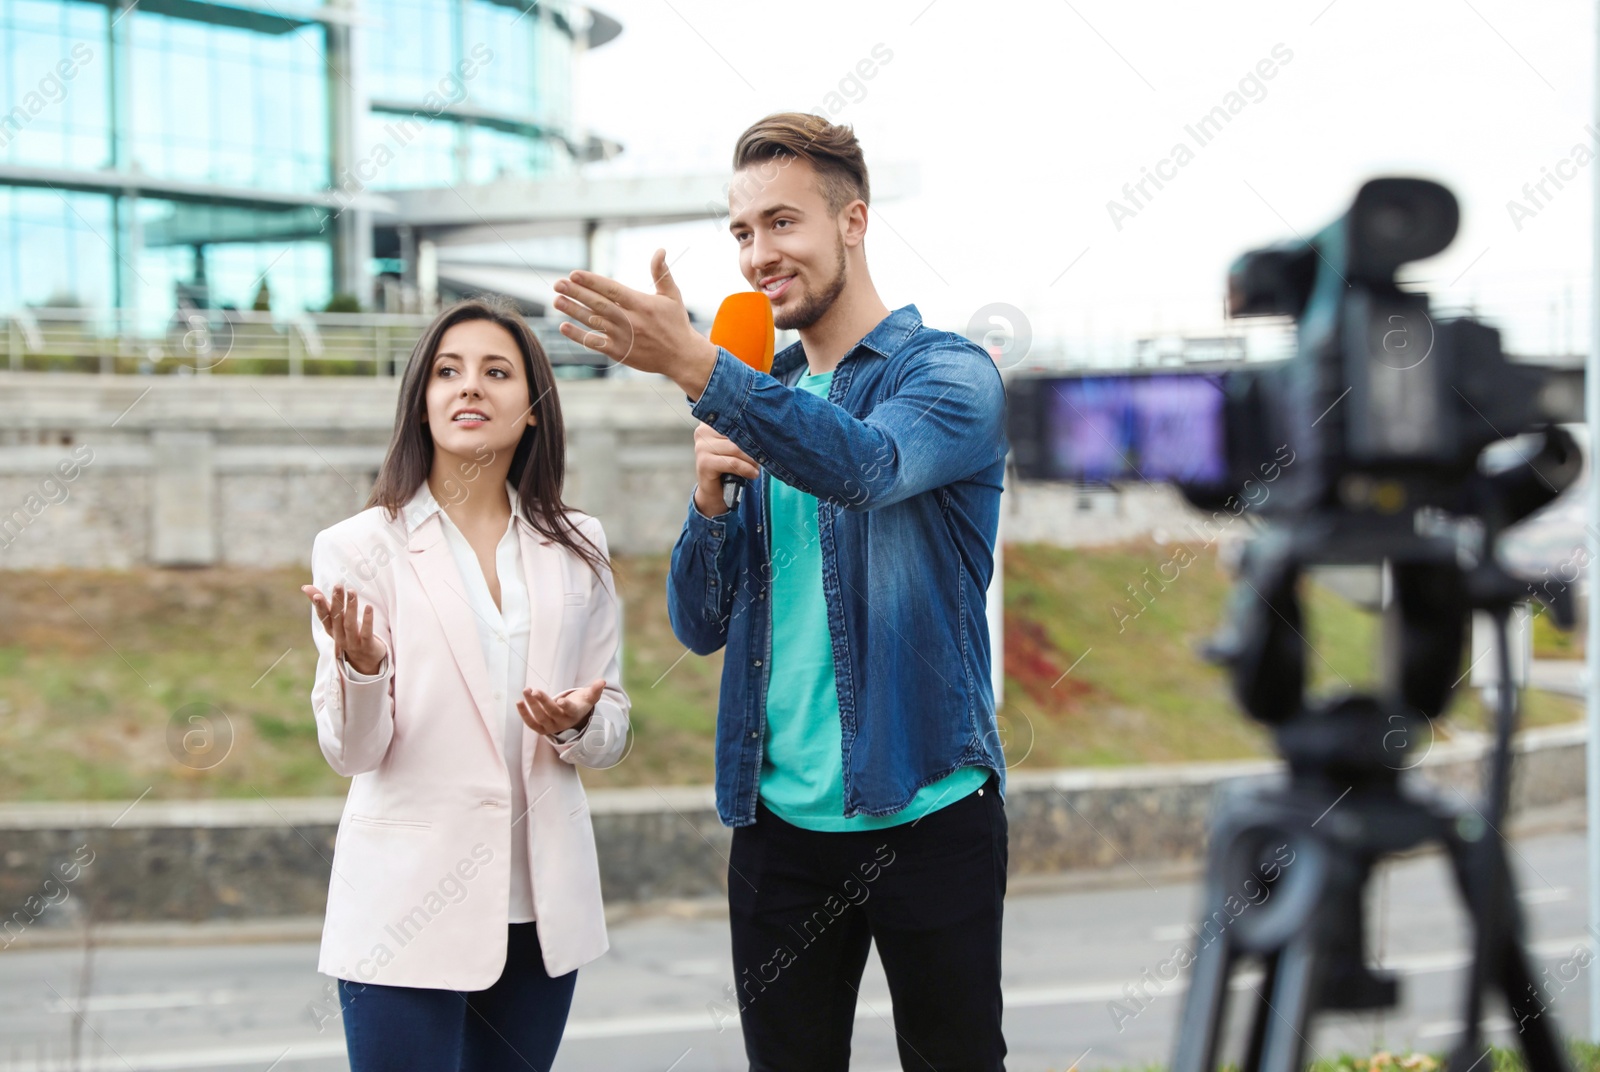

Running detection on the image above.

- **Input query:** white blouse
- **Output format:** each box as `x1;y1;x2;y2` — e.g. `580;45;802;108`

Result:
344;480;573;924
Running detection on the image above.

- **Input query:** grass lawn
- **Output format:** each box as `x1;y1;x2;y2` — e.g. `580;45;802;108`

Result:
0;540;1581;801
1533;599;1585;659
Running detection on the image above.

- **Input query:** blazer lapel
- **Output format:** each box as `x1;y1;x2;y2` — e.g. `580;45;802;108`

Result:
407;513;499;751
516;522;562;703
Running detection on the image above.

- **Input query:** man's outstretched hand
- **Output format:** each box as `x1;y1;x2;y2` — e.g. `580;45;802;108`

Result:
554;249;719;399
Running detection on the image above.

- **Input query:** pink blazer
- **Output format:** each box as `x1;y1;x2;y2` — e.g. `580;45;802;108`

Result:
308;487;629;989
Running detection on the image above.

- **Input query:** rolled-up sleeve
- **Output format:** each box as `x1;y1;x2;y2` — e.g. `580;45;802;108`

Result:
688;343;1006;512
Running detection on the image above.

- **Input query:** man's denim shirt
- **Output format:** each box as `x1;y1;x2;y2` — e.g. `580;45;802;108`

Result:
666;303;1009;828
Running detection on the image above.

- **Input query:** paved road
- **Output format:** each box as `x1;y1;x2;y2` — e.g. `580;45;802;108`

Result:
0;827;1593;1072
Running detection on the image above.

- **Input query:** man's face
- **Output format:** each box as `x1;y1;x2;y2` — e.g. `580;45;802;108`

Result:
728;157;849;332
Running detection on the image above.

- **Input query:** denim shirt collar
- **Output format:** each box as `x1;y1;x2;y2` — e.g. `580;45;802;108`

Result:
769;303;925;382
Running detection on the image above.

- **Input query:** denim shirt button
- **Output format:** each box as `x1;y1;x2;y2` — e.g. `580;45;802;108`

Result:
752;658;762;667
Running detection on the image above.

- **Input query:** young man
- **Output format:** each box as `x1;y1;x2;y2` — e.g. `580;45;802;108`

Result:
552;112;1009;1071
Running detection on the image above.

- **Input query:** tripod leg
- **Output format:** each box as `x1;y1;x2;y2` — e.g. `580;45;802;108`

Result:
1172;925;1238;1072
1441;819;1573;1072
1242;952;1280;1072
1495;936;1571;1072
1254;935;1320;1072
1479;839;1572;1072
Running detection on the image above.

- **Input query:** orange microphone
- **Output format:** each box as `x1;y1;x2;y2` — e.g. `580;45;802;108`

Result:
708;291;774;509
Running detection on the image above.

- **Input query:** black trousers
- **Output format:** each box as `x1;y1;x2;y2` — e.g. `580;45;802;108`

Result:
727;772;1007;1072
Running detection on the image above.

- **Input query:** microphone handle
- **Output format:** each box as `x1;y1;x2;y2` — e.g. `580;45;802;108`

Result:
720;472;747;510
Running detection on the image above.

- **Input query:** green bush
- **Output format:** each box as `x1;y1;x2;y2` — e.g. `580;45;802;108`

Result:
323;293;363;313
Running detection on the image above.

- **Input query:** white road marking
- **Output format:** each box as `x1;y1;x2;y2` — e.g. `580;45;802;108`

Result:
1417;1016;1515;1039
2;936;1590;1070
1519;885;1571;905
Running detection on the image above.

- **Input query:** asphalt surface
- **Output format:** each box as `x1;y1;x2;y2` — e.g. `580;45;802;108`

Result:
0;823;1595;1071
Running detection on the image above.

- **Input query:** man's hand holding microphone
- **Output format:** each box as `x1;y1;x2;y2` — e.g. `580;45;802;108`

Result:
694;424;761;518
551;249;775;518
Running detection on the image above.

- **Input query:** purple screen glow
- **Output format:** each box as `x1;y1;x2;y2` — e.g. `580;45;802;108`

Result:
1045;374;1226;484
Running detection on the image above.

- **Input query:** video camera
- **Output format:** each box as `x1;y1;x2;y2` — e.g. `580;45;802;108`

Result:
1010;177;1583;510
1007;178;1584;1071
1008;178;1584;720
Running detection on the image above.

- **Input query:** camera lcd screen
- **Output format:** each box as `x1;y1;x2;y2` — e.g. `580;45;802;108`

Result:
1041;373;1227;485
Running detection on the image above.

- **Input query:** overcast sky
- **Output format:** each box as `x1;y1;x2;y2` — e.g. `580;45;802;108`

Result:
572;0;1595;361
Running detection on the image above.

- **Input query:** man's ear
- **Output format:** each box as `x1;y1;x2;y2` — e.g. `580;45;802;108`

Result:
842;199;869;248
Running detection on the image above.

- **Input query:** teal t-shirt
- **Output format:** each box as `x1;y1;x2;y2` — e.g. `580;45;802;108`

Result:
758;367;989;831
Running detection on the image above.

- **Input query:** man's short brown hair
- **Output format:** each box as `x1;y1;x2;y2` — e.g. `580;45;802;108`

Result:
732;112;870;217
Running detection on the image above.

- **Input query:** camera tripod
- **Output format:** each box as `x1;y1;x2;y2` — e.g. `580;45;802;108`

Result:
1171;438;1580;1072
1170;696;1564;1072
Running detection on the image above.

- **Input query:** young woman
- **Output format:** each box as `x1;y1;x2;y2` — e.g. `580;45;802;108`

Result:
300;298;630;1071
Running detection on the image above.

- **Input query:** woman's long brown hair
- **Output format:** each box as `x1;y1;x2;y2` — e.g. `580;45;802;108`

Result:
364;298;609;581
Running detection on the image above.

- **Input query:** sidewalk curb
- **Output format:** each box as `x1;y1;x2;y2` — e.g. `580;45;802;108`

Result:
0;720;1586;940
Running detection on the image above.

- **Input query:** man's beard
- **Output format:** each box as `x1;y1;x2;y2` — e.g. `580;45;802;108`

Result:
773;240;847;331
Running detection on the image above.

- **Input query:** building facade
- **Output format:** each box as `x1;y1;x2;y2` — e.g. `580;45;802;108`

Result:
0;0;619;329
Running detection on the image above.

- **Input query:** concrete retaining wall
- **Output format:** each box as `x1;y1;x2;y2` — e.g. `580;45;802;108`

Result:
0;371;1215;566
0;723;1584;940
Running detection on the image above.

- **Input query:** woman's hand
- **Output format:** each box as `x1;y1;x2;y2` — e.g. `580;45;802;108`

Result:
303;582;389;676
519;678;605;737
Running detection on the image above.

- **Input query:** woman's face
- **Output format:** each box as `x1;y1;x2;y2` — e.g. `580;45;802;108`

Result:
423;318;538;469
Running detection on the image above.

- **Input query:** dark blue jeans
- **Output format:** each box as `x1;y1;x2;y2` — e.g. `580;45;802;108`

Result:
337;921;577;1072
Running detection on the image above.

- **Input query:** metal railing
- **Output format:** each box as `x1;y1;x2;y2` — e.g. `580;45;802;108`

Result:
2;307;612;377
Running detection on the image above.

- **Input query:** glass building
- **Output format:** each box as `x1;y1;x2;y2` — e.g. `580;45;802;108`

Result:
0;0;619;327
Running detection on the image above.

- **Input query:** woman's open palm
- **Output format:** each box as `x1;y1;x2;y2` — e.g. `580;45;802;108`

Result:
518;678;605;737
303;582;388;675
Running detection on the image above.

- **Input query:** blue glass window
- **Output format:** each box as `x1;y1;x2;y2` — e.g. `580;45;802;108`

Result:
204;239;332;313
368;115;458;189
533;6;570;129
126;10;329;193
365;0;456;105
0;0;588;321
0;0;111;169
134;199;333;325
464;124;556;184
0;186;115;311
462;0;535;117
365;0;575;186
